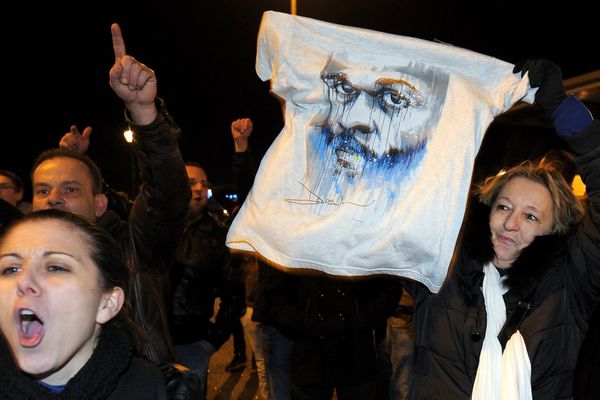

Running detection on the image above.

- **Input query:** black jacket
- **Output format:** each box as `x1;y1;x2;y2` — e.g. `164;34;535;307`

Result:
166;149;255;349
169;208;243;349
266;268;402;386
409;120;600;399
0;198;22;234
99;99;191;364
0;323;201;400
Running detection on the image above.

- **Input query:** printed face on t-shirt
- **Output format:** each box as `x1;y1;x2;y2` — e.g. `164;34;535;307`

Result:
296;52;448;213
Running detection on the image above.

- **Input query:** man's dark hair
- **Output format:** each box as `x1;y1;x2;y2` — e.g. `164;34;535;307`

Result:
31;148;104;195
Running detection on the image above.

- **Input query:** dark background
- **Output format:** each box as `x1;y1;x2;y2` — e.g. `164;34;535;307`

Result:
3;0;598;202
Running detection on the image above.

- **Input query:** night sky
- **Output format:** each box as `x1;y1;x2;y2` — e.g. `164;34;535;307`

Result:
3;0;597;201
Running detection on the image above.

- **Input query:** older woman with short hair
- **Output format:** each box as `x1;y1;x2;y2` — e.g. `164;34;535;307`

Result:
408;60;600;399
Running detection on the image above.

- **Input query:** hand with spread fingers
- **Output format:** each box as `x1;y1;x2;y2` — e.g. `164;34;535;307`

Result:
59;125;92;154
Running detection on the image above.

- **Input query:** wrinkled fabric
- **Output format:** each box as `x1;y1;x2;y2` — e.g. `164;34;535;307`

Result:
227;11;532;292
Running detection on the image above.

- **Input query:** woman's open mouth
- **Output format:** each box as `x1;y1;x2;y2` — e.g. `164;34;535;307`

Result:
18;309;45;348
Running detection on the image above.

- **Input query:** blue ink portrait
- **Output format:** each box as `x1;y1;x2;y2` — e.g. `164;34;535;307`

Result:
288;52;449;215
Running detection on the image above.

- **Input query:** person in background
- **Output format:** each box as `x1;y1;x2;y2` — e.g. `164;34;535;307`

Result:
0;209;200;399
59;125;135;221
168;158;245;397
266;268;402;400
229;117;297;399
0;170;31;214
32;23;190;365
223;117;256;374
407;59;599;399
0;171;25;233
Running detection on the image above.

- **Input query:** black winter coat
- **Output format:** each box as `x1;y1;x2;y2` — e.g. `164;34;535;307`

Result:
409;120;600;399
0;323;200;400
267;268;402;386
168;209;244;349
98;99;191;364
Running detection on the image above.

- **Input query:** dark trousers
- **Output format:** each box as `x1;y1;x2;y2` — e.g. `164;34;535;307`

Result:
231;316;246;355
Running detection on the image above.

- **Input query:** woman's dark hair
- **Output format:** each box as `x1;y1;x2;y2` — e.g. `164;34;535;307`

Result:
0;209;137;336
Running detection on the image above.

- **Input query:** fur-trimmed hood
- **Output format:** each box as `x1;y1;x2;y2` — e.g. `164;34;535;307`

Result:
458;197;567;302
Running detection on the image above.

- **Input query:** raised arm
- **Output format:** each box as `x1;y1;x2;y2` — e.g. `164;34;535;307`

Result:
513;59;593;137
516;59;599;313
231;118;257;206
108;23;190;273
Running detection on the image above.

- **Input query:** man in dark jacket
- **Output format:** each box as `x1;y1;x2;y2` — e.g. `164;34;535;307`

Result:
30;23;191;365
266;268;402;400
167;119;255;398
168;159;245;395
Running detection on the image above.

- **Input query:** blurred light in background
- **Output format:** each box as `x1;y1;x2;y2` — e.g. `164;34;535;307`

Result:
123;129;133;143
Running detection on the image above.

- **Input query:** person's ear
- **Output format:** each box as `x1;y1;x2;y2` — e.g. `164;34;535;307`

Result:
94;193;108;218
15;189;23;202
96;287;125;324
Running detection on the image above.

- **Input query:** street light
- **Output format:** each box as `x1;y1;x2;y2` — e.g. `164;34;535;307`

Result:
123;128;138;198
123;128;133;143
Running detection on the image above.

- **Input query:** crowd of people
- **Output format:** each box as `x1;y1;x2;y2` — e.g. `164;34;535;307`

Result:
0;18;598;400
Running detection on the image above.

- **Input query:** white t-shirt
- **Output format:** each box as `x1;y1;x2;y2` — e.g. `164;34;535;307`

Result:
226;11;533;292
